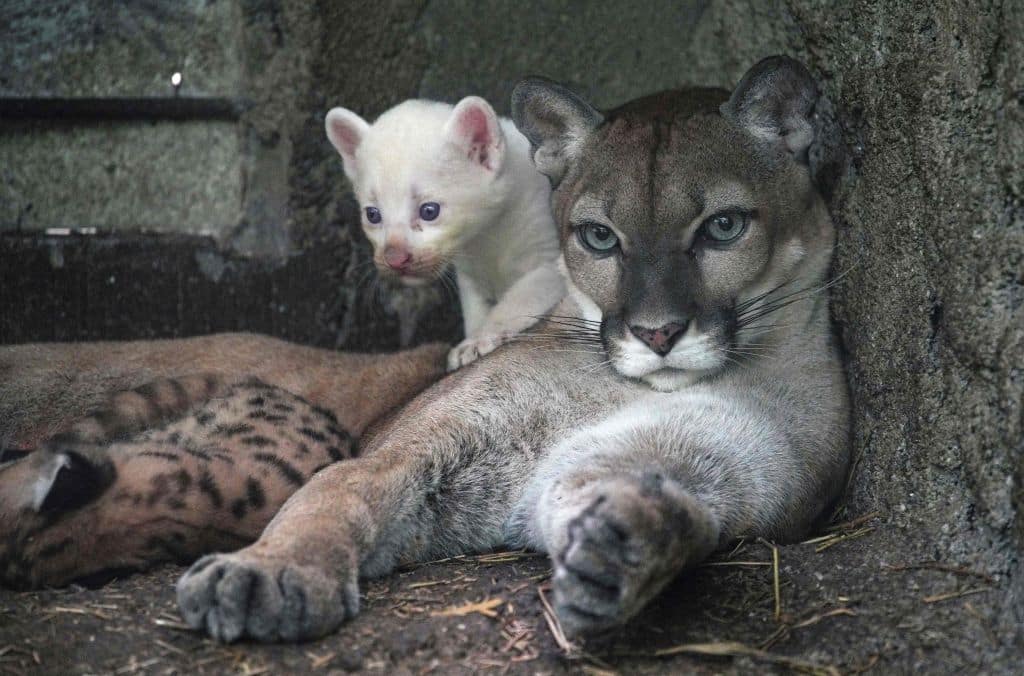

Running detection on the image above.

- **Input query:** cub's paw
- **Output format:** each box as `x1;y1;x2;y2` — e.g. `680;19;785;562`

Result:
176;551;358;643
552;473;712;637
446;331;517;371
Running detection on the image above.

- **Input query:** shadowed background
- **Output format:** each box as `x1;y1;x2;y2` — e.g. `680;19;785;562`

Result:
0;0;1021;670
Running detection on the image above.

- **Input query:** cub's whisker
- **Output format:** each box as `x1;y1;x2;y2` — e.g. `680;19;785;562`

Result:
574;359;614;376
525;347;606;357
534;314;603;328
511;337;603;347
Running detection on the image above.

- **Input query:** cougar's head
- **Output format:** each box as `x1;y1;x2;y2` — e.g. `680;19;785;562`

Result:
512;57;834;391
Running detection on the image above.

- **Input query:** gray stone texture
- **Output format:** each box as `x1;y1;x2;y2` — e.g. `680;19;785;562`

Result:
1;0;1021;666
805;0;1021;651
0;121;242;234
0;0;243;97
0;0;248;236
417;0;707;110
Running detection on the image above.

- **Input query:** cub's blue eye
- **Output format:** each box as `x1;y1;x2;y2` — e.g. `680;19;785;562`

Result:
702;211;749;243
365;206;382;224
579;222;619;253
419;202;441;221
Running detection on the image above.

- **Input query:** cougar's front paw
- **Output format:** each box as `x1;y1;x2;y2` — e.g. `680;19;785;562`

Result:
552;473;712;637
446;331;516;371
176;551;358;643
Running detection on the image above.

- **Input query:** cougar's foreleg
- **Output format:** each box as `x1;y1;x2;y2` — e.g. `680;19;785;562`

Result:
176;401;533;643
524;389;833;637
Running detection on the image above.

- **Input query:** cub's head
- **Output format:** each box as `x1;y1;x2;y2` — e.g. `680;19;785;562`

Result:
512;57;834;391
326;97;511;286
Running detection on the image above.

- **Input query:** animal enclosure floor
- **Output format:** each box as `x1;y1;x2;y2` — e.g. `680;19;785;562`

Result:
0;516;1011;675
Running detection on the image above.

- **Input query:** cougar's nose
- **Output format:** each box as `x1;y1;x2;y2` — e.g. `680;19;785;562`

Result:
629;321;689;356
383;246;413;271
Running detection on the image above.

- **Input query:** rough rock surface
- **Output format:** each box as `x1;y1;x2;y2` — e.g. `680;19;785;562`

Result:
0;121;242;235
793;1;1022;661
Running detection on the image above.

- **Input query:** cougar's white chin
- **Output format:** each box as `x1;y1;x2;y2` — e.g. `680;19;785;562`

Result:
612;331;725;391
639;368;712;392
395;274;433;287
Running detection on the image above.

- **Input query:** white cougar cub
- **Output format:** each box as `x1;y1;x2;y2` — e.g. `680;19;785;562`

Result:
325;97;564;370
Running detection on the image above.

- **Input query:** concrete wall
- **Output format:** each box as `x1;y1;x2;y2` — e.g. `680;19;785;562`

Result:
1;0;245;236
1;0;243;98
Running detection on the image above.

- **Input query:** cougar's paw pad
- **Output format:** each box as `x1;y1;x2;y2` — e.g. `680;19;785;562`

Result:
552;474;692;637
176;553;357;643
552;497;635;635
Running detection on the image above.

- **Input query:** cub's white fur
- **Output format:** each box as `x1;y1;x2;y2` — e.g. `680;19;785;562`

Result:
325;98;564;370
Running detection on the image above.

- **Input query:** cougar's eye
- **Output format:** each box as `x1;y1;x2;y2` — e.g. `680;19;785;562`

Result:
702;211;749;243
419;202;441;221
365;206;382;224
579;222;619;253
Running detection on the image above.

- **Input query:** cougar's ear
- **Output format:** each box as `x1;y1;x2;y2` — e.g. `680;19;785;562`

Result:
325;107;371;180
0;447;31;463
721;56;819;162
31;449;114;513
444;96;506;172
512;77;603;185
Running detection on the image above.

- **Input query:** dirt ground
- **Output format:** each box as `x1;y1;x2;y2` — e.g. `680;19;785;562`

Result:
0;512;1011;675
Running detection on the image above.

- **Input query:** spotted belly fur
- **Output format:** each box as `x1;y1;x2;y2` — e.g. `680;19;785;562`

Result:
0;378;355;589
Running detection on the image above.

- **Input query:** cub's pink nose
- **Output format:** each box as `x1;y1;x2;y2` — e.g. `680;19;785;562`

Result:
383;247;413;271
629;320;688;356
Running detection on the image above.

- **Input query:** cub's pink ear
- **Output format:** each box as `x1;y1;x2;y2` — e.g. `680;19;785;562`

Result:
325;107;370;178
444;96;505;172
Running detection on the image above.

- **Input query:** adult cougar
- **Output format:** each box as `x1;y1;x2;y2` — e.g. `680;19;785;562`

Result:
176;56;850;642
